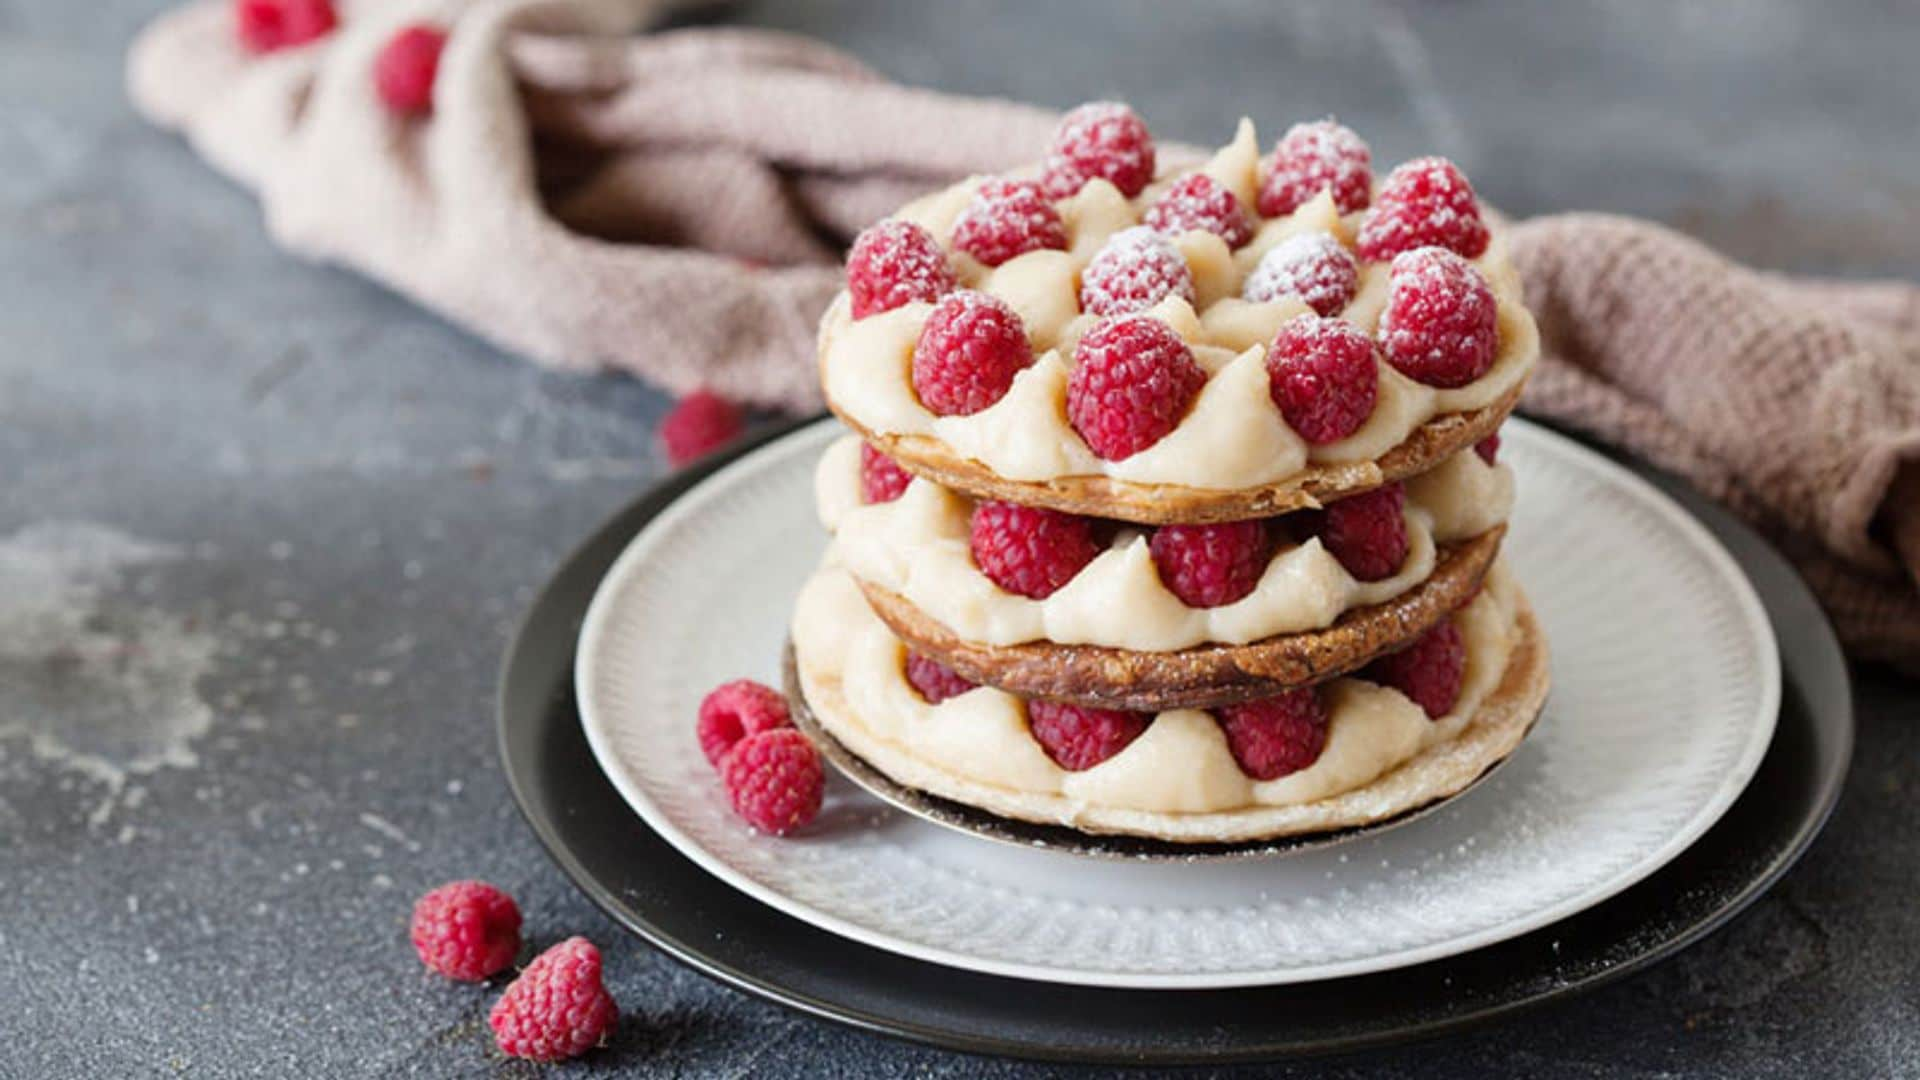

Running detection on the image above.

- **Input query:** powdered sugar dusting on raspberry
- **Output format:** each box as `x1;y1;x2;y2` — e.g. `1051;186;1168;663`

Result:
1041;101;1156;199
1266;313;1380;444
1378;246;1499;388
1257;119;1372;217
1356;156;1489;261
1080;226;1197;317
951;178;1067;267
1242;231;1360;316
1142;173;1253;248
847;219;956;319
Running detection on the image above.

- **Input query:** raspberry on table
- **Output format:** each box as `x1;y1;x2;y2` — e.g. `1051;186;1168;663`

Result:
1027;700;1150;771
1378;247;1499;388
1067;315;1207;460
1242;231;1359;317
1366;620;1467;719
1355;156;1490;261
696;679;791;770
1256;119;1372;217
1475;431;1501;465
911;290;1033;416
720;728;825;835
846;220;956;319
969;501;1102;599
1143;173;1254;248
409;880;521;982
951;178;1068;267
234;0;336;53
1266;313;1380;445
374;24;446;116
488;936;618;1062
905;651;976;704
1079;227;1196;317
859;442;913;504
1149;520;1271;608
1040;101;1156;199
659;389;744;466
1215;689;1330;780
1314;483;1409;581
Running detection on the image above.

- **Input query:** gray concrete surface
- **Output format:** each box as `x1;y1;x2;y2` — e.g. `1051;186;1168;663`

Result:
2;0;1917;1075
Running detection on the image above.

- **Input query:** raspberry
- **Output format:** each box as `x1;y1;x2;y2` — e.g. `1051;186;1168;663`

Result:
1314;483;1408;581
1474;431;1501;465
1143;173;1254;248
374;25;445;116
1257;119;1372;217
409;881;521;982
1355;156;1489;261
1242;231;1359;317
234;0;336;53
846;220;956;319
1266;313;1380;444
859;442;912;504
1067;315;1206;460
659;390;744;466
969;501;1101;599
951;178;1067;267
911;290;1032;416
1027;700;1150;771
905;651;975;704
1079;227;1196;318
1148;521;1270;608
696;679;791;770
720;728;825;835
1215;689;1330;780
488;937;617;1062
1367;620;1467;719
1378;247;1499;388
1040;101;1156;199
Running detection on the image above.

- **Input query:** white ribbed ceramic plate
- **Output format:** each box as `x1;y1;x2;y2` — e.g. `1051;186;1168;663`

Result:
575;418;1778;989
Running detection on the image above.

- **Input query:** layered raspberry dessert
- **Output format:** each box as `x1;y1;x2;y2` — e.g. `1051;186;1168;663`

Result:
789;105;1550;842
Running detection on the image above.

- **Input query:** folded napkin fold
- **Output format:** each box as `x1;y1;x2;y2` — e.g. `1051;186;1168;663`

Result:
128;0;1920;668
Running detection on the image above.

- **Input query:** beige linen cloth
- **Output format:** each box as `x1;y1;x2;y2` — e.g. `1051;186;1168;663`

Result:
129;0;1920;667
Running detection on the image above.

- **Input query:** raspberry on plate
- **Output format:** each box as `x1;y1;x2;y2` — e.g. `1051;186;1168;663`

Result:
859;442;913;504
951;178;1068;267
1378;247;1499;388
1149;520;1271;608
1242;231;1359;317
659;389;744;466
905;651;976;704
410;880;521;982
696;679;791;770
1367;620;1467;719
1475;430;1501;465
1314;483;1408;581
234;0;336;53
721;728;825;835
1266;313;1380;445
969;501;1102;599
846;220;956;319
911;290;1032;416
1355;156;1490;261
1040;101;1156;199
1215;689;1330;780
374;24;446;116
1143;173;1254;248
1067;315;1207;460
1027;700;1150;771
1079;226;1197;317
1256;119;1372;217
488;936;618;1062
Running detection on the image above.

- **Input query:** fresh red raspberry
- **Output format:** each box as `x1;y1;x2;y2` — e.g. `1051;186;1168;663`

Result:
1242;231;1359;316
1256;119;1372;217
1079;227;1196;317
1314;483;1408;581
1367;620;1467;719
1474;431;1501;465
234;0;336;53
1040;101;1156;199
373;25;445;116
1378;247;1499;388
905;651;976;704
911;290;1032;416
720;728;825;835
1027;701;1150;771
951;178;1067;267
846;220;956;319
1266;313;1380;445
1215;689;1330;780
659;389;744;466
1149;521;1270;608
1143;173;1253;248
859;443;913;504
409;880;521;982
969;501;1101;599
1355;156;1490;261
1067;315;1206;460
488;937;618;1062
696;679;791;770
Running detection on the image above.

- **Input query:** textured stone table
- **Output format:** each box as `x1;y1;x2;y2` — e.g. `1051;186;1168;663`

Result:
3;1;1916;1075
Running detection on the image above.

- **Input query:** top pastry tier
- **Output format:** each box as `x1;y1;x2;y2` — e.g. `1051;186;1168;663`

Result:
820;107;1537;525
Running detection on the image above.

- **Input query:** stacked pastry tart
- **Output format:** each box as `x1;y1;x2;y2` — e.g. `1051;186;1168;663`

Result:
789;104;1550;842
